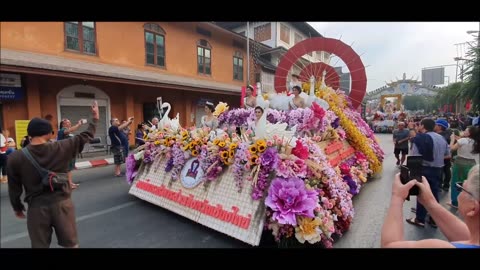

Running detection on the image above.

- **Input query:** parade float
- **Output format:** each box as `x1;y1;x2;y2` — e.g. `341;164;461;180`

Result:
126;37;384;248
365;73;441;133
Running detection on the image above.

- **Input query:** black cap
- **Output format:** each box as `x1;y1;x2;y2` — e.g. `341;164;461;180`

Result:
27;117;53;137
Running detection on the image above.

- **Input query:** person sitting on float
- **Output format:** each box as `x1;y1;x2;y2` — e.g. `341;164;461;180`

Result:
201;101;219;130
243;85;256;109
289;86;306;110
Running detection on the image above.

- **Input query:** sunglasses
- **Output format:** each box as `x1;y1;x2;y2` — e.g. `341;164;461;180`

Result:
456;182;475;198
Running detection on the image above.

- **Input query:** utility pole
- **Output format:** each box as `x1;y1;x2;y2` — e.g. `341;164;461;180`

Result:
246;21;250;85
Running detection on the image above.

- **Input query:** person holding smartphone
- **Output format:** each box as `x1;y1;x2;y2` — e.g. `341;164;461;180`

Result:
406;118;450;228
7;101;99;248
108;116;133;177
381;165;479;248
57;118;86;189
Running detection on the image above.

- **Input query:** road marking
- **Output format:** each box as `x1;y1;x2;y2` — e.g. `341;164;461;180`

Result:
1;201;137;244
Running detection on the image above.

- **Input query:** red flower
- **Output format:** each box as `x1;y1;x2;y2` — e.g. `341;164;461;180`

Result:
339;163;351;175
355;151;367;161
292;140;309;160
311;102;326;120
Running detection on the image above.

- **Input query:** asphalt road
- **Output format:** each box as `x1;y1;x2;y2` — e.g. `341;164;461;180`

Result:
0;134;454;248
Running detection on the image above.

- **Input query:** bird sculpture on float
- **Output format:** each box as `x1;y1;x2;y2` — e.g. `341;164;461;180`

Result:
157;99;181;132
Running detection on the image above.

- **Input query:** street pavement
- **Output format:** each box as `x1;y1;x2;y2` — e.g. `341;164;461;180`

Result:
0;134;456;248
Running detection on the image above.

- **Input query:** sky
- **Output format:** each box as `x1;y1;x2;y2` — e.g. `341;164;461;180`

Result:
307;22;479;92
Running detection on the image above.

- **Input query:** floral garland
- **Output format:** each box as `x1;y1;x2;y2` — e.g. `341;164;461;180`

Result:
319;88;382;174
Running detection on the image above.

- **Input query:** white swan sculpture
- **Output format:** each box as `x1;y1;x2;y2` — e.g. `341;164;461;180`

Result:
158;101;181;132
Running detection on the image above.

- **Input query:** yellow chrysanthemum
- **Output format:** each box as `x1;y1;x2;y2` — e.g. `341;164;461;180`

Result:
154;140;161;146
213;102;229;117
249;145;257;154
213;139;220;145
218;141;226;148
191;150;199;157
229;150;235;158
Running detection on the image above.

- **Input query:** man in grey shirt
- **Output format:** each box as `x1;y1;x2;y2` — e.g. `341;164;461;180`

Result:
406;118;450;228
393;122;410;166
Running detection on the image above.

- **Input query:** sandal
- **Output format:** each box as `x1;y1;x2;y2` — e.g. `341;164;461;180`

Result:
406;217;425;228
410;207;416;213
70;183;80;190
428;219;437;228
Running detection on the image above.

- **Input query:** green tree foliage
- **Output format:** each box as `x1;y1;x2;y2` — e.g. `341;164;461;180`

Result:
459;40;479;111
434;82;463;109
403;95;435;112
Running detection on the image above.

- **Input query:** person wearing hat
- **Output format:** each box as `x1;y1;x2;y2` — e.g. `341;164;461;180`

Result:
434;119;453;192
6;101;99;248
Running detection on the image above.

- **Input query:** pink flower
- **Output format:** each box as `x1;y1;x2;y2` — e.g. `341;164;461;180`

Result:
267;141;273;147
265;177;319;226
276;138;283;145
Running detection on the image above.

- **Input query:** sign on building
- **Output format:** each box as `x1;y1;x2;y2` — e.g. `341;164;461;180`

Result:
0;73;25;101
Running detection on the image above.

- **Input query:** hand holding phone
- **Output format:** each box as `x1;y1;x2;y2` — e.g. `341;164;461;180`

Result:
400;165;422;199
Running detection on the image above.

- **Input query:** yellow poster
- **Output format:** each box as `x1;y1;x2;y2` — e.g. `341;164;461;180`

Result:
15;120;30;149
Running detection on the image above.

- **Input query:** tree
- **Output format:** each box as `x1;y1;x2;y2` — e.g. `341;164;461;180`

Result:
403;95;435;112
434;82;463;111
459;36;479;111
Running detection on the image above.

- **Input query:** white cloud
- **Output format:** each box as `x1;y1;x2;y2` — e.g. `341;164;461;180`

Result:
307;22;479;92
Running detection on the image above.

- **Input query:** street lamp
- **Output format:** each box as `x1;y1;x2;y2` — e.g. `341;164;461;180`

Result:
466;30;479;34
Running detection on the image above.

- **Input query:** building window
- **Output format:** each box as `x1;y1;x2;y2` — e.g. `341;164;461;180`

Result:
144;23;166;67
294;32;303;44
197;39;211;75
254;23;271;42
64;22;97;55
233;51;243;81
280;24;290;44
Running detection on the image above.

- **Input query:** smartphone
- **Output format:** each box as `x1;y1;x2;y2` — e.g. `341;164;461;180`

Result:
405;156;423;196
406;156;423;182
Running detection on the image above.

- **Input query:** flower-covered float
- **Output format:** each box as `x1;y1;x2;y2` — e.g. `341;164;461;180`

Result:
126;78;384;248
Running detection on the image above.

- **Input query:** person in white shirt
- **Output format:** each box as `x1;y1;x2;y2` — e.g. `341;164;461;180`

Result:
448;126;480;208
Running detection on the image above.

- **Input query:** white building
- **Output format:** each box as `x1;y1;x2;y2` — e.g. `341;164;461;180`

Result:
215;22;331;93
